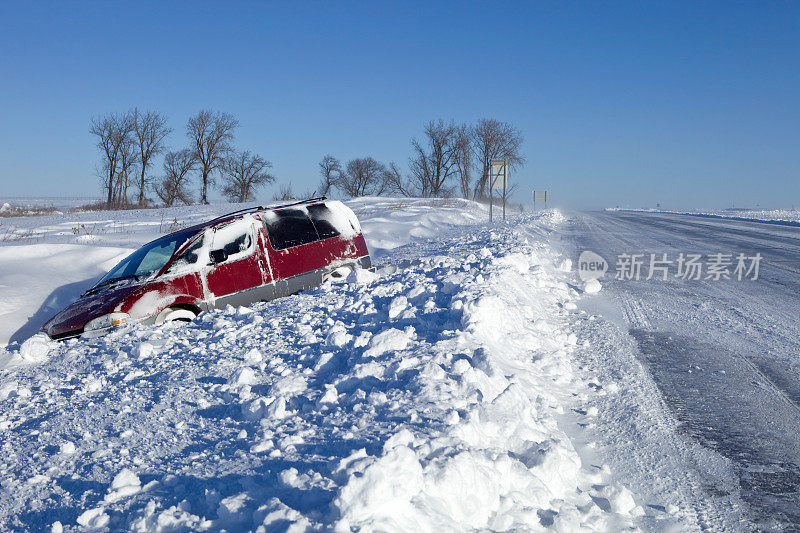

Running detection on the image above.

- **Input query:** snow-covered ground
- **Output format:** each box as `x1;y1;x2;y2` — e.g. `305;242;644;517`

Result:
3;200;789;531
606;206;800;225
0;198;656;531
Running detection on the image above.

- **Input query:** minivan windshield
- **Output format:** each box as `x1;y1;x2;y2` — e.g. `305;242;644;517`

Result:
95;229;201;289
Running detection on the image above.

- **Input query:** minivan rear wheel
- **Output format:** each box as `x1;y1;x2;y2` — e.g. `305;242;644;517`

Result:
156;307;197;325
323;265;353;283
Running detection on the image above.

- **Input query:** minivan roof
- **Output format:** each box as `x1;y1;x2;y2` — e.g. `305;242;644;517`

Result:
176;197;330;237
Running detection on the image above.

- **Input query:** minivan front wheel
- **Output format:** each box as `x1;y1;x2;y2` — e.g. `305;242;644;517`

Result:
156;307;197;325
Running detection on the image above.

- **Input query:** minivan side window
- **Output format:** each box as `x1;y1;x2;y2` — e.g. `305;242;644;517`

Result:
307;204;341;240
180;238;205;265
165;236;206;274
264;209;319;250
210;221;255;263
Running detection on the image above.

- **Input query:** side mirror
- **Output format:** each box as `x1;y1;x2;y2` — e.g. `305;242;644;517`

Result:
209;249;228;264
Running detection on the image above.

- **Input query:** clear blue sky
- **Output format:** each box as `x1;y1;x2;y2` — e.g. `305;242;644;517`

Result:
1;1;798;209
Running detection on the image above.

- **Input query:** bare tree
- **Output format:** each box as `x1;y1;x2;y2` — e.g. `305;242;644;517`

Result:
317;155;342;196
90;112;135;208
187;110;239;204
156;149;196;207
382;162;414;197
453;123;473;199
334;157;389;197
114;133;139;207
272;182;315;201
221;150;275;203
471;118;525;199
409;119;458;197
133;108;171;206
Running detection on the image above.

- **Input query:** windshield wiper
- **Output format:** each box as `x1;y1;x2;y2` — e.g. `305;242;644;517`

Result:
85;274;140;295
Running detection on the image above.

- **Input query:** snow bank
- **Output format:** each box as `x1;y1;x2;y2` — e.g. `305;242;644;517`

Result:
348;197;489;258
0;244;131;349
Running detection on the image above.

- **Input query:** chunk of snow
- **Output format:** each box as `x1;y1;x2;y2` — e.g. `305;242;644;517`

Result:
256;497;313;531
583;279;602;294
590;483;638;514
243;348;263;365
59;441;76;455
104;468;141;503
387;296;408;319
19;333;53;362
363;328;411;358
242;397;269;421
127;290;171;320
228;367;257;386
111;468;141;490
0;381;18;400
266;397;287;419
346;268;378;284
320;384;338;404
217;492;252;524
325;326;353;348
76;507;109;528
334;446;424;528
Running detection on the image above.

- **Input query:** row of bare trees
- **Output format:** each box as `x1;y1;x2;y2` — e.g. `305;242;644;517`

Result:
316;156;395;197
90;109;171;208
91;112;522;206
316;118;524;200
90;109;274;208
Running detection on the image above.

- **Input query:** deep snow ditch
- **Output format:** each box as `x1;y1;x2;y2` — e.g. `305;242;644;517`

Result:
0;211;644;531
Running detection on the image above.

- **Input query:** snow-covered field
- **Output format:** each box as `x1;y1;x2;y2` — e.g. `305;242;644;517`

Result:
606;206;800;225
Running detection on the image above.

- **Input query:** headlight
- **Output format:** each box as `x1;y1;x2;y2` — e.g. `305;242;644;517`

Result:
84;312;130;333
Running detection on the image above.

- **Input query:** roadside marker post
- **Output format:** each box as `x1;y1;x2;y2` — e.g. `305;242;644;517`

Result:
532;190;548;211
489;158;508;222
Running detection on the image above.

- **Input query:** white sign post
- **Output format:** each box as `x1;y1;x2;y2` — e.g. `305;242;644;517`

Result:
488;158;508;222
532;190;548;211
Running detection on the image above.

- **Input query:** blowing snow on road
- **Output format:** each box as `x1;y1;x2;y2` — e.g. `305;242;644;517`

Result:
0;202;798;531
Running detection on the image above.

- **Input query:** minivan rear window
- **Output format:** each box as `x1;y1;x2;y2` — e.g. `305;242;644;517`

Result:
264;208;319;250
307;204;341;240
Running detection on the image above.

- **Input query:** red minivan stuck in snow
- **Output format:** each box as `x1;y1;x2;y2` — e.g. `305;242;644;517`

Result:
42;198;372;340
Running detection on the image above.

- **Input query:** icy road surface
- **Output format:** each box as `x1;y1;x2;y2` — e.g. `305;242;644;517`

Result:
562;211;800;530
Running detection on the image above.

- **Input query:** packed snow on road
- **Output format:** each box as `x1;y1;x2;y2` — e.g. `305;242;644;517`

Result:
2;199;790;531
